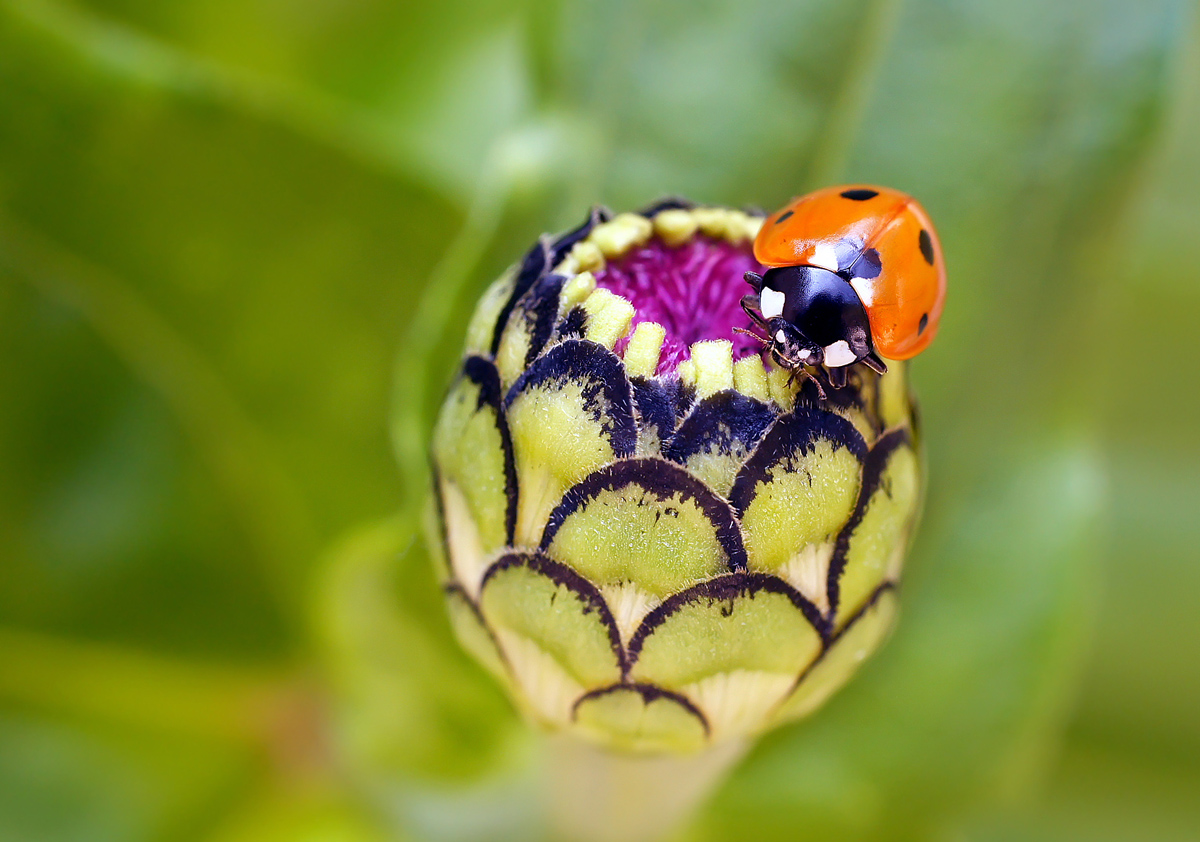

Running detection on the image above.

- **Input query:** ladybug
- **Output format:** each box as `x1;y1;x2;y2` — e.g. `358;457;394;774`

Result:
741;185;945;393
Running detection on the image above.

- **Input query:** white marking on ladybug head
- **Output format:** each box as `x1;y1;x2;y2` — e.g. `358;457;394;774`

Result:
823;340;856;367
809;242;840;273
775;330;787;343
759;288;786;319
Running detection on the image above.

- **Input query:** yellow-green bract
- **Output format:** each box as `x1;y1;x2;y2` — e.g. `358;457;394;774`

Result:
427;202;923;754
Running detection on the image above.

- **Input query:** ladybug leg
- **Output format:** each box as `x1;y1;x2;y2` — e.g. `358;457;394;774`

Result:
863;352;888;375
744;271;765;293
784;364;827;402
806;368;828;402
827;365;848;389
740;293;769;330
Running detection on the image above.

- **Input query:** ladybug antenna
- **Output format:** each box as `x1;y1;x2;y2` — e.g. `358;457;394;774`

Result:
733;326;769;347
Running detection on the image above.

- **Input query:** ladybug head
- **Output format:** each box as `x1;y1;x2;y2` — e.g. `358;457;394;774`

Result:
767;318;824;369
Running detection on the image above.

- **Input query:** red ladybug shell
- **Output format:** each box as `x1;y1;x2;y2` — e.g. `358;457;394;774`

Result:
753;185;946;360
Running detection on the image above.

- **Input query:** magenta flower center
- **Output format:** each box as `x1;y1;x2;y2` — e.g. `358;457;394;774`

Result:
594;236;767;375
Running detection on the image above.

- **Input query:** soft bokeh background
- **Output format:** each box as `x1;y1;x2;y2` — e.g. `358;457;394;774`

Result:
1;0;1198;839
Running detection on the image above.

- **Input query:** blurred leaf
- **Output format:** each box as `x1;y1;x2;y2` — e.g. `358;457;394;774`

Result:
0;627;297;744
42;0;549;200
963;744;1200;842
0;0;461;648
206;788;399;842
554;0;894;203
0;712;253;842
1062;15;1200;772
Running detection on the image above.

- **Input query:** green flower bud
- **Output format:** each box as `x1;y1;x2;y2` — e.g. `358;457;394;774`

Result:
428;201;922;754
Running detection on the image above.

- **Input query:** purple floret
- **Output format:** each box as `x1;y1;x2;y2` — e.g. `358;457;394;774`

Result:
595;236;767;375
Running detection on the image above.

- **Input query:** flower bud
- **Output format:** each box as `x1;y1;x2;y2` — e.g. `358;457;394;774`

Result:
428;201;922;753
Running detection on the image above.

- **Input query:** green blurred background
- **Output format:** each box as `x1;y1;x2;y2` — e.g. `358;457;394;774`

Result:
1;0;1198;839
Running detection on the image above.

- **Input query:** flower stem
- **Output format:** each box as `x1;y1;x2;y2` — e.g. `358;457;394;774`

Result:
544;736;747;842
